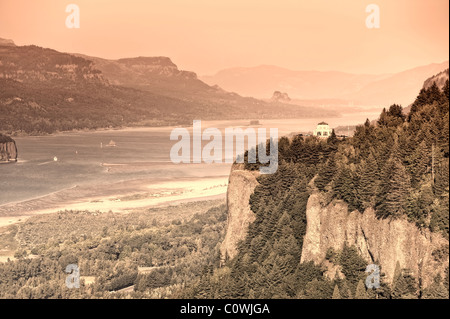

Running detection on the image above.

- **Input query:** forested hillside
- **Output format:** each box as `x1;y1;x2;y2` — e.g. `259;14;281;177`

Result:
181;81;450;299
0;42;337;135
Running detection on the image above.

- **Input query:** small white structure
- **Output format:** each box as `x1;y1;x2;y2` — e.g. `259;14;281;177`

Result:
313;122;333;138
105;140;117;147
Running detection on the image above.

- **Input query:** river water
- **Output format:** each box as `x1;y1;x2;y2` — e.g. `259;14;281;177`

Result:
0;112;380;208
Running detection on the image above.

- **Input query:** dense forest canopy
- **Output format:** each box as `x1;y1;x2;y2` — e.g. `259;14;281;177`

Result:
181;81;449;299
0;202;227;299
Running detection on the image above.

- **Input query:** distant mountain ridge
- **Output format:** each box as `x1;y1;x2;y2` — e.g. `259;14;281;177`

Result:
350;61;449;107
72;53;218;98
201;65;390;101
0;38;338;134
202;61;450;107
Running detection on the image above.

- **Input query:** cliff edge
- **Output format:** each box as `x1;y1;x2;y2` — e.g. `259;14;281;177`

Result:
220;164;260;262
301;192;449;289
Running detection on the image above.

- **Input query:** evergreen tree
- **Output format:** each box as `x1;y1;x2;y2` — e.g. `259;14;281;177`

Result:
391;269;418;299
434;159;449;196
355;279;368;299
315;155;337;191
408;141;430;187
444;79;449;98
333;166;359;211
356;152;380;209
409;88;430;121
422;274;449;299
378;159;411;219
332;284;341;299
338;244;367;286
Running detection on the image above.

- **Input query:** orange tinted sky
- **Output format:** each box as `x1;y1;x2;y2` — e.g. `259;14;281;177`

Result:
0;0;448;75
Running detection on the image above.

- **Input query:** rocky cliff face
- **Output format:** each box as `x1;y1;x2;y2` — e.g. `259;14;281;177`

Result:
221;169;448;289
0;43;106;85
77;55;204;92
220;164;259;262
301;192;449;289
0;134;18;162
116;57;198;79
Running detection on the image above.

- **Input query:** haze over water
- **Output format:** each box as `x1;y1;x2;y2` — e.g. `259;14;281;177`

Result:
0;113;380;207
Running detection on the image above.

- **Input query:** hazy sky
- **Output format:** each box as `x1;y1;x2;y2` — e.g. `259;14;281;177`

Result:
0;0;448;75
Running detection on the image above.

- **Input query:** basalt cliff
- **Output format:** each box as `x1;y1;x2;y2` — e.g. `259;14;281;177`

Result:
220;164;260;261
301;192;449;289
221;164;449;290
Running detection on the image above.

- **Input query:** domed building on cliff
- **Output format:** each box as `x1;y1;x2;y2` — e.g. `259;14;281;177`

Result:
313;122;332;138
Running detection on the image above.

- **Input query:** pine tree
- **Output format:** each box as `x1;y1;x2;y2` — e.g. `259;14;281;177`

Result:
357;152;380;209
422;274;449;299
408;141;430;187
391;269;418;299
315;155;337;191
290;135;304;163
377;108;389;127
355;279;368;299
278;136;291;163
409;87;430;121
333;166;359;211
338;244;367;285
378;159;411;219
428;82;443;104
340;279;353;299
443;79;449;102
434;159;449;196
326;129;339;153
332;285;342;299
386;104;406;127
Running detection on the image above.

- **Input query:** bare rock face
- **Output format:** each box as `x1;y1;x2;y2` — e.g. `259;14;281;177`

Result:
301;193;449;289
0;134;18;162
220;165;260;262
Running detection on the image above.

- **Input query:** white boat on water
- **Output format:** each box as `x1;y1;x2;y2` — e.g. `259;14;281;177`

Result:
105;140;117;147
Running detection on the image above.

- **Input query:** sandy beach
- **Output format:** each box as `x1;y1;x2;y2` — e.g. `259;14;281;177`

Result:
0;174;229;228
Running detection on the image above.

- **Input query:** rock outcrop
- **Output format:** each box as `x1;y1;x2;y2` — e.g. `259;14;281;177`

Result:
0;134;18;162
116;57;198;80
271;91;291;103
301;192;449;289
220;164;260;262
